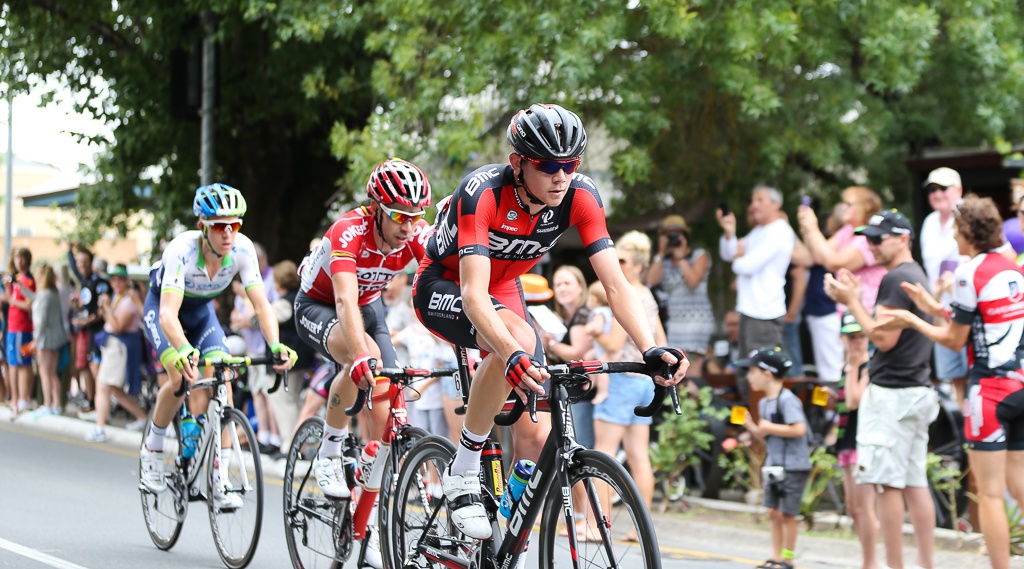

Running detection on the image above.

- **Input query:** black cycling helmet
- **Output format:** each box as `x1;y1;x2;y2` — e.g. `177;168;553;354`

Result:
507;104;587;160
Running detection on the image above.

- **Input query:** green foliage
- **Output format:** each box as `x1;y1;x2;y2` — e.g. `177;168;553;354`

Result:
1008;502;1024;556
800;446;842;527
650;386;727;487
5;0;1024;257
718;431;764;493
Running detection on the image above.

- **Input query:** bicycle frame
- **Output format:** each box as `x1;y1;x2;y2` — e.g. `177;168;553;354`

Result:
177;379;251;502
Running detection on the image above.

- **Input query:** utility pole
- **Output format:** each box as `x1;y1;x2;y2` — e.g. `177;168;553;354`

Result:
5;92;12;267
200;11;216;185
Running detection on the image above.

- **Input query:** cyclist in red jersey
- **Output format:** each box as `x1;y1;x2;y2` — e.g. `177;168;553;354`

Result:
876;196;1024;569
295;159;431;487
412;103;689;539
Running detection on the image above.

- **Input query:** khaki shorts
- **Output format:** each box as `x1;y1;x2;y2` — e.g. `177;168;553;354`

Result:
248;364;274;394
96;336;128;388
856;383;939;488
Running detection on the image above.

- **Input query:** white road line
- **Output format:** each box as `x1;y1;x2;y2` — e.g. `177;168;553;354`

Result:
0;537;90;569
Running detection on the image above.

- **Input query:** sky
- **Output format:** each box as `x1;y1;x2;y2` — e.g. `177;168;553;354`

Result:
0;82;112;175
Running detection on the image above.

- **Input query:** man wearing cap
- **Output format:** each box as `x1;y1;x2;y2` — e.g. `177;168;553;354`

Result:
921;167;970;407
824;209;937;569
717;185;796;402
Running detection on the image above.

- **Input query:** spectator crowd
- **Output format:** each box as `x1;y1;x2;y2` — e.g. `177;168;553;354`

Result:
5;165;1024;569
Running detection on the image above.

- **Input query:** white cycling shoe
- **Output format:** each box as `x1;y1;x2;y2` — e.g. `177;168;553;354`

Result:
214;483;244;511
314;457;351;499
140;447;166;493
443;467;492;540
363;529;383;569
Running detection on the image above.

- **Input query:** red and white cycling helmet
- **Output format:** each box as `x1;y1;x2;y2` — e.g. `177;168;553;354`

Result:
366;159;432;209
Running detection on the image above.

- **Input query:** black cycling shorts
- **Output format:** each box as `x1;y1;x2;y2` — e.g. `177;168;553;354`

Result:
412;260;543;362
293;291;400;370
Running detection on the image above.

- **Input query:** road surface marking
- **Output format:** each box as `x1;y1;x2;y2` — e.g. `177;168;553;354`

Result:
0;537;91;569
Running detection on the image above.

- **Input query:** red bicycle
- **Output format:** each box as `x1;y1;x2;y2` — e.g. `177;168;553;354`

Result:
283;365;457;569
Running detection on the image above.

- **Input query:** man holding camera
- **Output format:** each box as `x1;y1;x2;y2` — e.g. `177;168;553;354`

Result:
717;185;796;402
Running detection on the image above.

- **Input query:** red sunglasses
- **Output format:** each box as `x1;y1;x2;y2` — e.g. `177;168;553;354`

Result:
201;220;242;234
520;155;581;175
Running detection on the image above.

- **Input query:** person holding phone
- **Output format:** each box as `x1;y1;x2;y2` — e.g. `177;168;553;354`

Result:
717;185;795;403
647;214;714;378
796;186;886;385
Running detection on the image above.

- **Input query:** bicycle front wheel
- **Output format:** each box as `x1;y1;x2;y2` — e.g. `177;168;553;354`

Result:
538;450;661;569
140;415;186;550
390;435;464;569
207;407;264;569
379;425;427;569
284;416;343;569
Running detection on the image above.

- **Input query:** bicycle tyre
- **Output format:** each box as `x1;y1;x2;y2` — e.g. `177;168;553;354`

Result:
140;414;186;550
537;450;661;569
378;425;428;569
207;406;264;569
389;435;461;569
283;416;343;569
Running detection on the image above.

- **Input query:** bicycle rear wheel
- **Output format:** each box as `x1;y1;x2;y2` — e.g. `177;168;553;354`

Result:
538;450;661;569
207;407;264;569
390;435;467;569
140;415;186;550
378;425;427;569
284;416;344;569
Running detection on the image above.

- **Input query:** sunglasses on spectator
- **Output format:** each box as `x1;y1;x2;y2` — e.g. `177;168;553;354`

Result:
865;233;892;246
200;220;242;234
378;202;425;225
926;184;948;194
520;155;582;175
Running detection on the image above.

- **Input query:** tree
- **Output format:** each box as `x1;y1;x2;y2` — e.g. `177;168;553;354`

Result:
4;1;1024;258
2;0;380;261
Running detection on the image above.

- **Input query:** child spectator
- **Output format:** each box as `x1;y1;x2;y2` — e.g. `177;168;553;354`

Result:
394;313;450;438
584;281;612;403
737;346;809;569
835;311;878;569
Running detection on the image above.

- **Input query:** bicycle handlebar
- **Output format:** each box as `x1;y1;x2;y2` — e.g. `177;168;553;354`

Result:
344;366;459;416
173;354;290;398
493;359;684;426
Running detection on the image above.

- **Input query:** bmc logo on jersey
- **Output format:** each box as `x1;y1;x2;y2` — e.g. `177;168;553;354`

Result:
428;292;462;316
435;218;457;253
337;223;368;249
464;167;500;197
488;234;560;259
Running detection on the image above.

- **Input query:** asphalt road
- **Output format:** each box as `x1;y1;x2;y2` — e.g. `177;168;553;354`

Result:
0;414;1006;569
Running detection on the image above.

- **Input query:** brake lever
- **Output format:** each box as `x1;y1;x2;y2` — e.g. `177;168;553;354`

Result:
172;354;196;397
669;384;682;415
527;391;538;424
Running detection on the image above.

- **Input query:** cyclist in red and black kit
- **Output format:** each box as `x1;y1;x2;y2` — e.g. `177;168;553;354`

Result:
877;196;1024;569
412;103;689;539
294;159;431;516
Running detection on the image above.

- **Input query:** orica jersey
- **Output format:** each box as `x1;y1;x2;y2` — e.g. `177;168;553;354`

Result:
150;230;263;305
299;206;430;306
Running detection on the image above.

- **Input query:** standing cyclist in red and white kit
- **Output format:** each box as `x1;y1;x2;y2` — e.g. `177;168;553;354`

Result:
294;159;432;567
412;103;689;540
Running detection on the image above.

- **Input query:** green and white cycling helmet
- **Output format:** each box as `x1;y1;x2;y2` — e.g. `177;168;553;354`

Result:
193;183;247;218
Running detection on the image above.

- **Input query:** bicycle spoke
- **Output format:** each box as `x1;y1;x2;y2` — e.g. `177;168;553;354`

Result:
207;408;263;569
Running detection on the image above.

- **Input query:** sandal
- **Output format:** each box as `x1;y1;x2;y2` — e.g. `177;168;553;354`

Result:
755;560;792;569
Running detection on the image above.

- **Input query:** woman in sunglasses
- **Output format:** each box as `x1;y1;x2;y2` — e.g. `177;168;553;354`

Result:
293;158;431;567
139;183;298;509
411;103;687;541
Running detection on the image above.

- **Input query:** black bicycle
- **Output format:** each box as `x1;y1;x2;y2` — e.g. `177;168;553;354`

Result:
390;358;681;569
139;355;286;569
283;365;457;569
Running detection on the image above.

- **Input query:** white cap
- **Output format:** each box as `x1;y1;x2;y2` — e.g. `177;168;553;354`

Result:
924;167;962;188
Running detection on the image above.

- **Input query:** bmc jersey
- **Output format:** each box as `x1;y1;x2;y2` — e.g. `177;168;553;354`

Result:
299;206;430;306
150;230;263;307
424;164;613;284
950;252;1024;381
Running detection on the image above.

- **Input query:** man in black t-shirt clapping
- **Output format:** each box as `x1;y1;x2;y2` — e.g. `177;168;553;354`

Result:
824;209;938;569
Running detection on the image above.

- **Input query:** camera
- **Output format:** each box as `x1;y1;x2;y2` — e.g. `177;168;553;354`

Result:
666;232;683;248
761;465;786;485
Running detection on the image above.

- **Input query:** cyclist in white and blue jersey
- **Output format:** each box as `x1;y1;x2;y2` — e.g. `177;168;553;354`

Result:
139;184;296;508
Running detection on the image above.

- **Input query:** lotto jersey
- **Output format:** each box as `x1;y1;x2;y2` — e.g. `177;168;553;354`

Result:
299;206;430;306
424;163;613;284
950;252;1024;380
150;230;263;305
